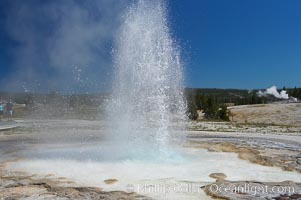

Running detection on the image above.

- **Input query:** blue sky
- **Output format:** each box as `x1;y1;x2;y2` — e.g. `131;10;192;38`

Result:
171;0;301;89
0;0;301;92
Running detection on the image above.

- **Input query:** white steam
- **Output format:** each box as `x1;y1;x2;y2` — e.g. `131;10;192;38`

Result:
257;86;289;99
2;0;130;93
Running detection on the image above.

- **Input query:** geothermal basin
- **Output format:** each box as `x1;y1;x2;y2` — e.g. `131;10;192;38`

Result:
1;1;301;199
1;119;301;199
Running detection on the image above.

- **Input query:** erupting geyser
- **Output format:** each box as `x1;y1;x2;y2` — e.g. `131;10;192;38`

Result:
107;0;186;158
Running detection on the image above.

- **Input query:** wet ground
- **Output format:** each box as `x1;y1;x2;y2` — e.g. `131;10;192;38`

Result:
0;119;301;199
0;121;19;131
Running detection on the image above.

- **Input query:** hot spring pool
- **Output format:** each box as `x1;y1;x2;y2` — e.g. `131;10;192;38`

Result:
7;141;301;199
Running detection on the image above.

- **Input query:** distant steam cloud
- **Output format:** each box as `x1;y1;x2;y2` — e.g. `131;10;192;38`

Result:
257;86;289;99
257;86;300;103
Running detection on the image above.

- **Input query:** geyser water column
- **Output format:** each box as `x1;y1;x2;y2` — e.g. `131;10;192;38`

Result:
107;0;186;158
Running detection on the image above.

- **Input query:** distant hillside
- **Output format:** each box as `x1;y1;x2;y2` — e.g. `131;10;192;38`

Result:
184;87;301;120
0;87;300;120
1;87;300;106
185;87;301;105
184;88;266;105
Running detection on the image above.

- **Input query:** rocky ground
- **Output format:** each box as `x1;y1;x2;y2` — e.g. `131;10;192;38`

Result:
187;131;301;173
1;103;301;200
187;103;301;199
0;120;151;200
203;180;301;200
0;161;150;200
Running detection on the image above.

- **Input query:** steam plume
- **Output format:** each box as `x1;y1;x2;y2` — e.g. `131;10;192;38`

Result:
257;86;289;99
2;0;129;93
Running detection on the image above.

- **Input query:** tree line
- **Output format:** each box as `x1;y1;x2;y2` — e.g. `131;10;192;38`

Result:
287;87;301;100
184;87;296;121
1;87;301;121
